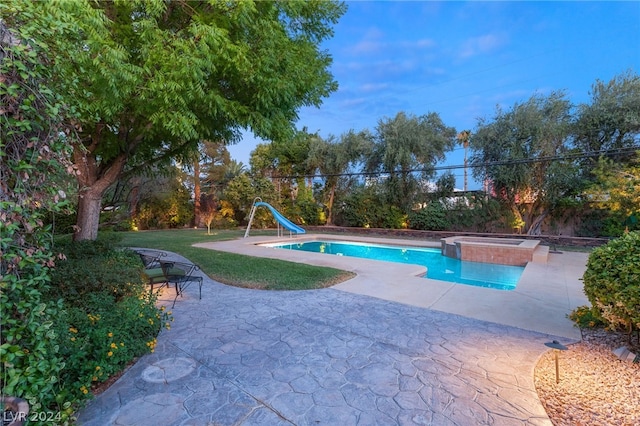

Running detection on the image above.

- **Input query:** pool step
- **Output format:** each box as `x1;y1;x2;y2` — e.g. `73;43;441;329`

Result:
532;245;549;263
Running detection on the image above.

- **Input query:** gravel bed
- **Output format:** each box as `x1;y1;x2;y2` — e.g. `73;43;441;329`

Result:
534;328;640;426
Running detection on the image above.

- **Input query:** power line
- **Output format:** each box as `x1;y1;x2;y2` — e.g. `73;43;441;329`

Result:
274;147;638;180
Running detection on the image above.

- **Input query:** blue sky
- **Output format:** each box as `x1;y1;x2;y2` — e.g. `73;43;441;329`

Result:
228;1;640;189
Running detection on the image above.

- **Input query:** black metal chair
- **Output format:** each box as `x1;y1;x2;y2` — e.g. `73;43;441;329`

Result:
135;249;167;269
133;249;175;296
159;260;204;307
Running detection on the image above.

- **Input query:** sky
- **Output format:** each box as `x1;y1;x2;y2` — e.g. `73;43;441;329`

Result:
228;1;640;189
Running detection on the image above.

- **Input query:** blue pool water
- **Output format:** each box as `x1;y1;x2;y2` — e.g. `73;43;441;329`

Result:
269;240;524;290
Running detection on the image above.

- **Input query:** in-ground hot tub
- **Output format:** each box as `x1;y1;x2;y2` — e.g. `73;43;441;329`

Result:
441;236;547;266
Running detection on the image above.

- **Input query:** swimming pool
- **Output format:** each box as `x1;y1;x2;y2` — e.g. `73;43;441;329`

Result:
267;240;524;290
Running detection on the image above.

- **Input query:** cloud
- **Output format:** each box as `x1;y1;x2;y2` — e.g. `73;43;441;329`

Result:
344;32;437;58
459;33;507;58
412;39;438;49
351;40;384;55
359;83;390;93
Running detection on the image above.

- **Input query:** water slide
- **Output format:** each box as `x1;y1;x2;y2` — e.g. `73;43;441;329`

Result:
244;199;306;237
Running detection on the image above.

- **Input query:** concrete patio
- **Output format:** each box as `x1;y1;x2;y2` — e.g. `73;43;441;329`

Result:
77;235;590;425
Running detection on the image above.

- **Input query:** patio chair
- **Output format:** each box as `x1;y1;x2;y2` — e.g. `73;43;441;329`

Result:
159;260;204;307
133;249;178;297
135;249;167;269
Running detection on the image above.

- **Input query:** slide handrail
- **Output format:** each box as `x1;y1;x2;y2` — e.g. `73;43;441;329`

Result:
244;199;306;238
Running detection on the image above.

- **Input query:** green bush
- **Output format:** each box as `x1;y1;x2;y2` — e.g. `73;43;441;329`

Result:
47;246;144;306
409;202;451;231
576;208;637;238
568;305;607;329
53;291;170;402
293;198;325;226
377;205;407;229
335;186;407;229
582;231;640;340
38;236;171;420
1;263;71;421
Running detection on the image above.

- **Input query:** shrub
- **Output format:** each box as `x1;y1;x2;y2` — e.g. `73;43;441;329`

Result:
293;198;325;226
335;186;406;229
1;264;71;421
377;205;407;229
40;236;171;420
568;305;607;329
53;291;171;402
47;243;144;306
409;202;451;231
582;231;640;342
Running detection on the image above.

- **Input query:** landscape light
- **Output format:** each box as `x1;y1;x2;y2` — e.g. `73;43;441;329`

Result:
544;340;568;384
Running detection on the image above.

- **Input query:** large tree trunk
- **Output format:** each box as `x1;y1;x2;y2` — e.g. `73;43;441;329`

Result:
527;210;549;236
75;189;104;241
73;144;127;241
326;184;336;226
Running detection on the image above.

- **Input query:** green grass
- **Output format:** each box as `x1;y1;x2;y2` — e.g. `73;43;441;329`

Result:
118;229;355;290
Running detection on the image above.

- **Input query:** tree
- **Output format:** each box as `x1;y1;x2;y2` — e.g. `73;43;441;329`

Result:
307;131;372;224
2;0;346;240
222;174;276;226
457;130;471;192
585;155;640;231
192;141;231;227
365;112;456;212
470;92;580;234
574;70;640;171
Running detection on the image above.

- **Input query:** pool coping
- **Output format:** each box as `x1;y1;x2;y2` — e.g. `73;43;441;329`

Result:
194;234;589;340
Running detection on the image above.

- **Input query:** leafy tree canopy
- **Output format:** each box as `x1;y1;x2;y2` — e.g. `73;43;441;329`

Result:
470;91;583;234
1;0;346;240
586;155;640;229
365;111;456;211
306;131;372;224
574;69;640;162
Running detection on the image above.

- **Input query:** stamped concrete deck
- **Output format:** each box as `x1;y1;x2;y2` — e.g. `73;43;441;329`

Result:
77;234;590;425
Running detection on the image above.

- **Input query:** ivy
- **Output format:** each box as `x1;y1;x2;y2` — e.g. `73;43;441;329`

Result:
1;12;76;424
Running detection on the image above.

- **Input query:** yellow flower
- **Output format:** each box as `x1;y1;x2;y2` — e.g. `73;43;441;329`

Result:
70;337;76;342
160;306;166;312
69;327;78;333
80;386;88;394
92;376;98;381
108;332;113;338
110;342;117;349
107;351;113;357
120;342;125;347
167;311;172;316
95;366;101;371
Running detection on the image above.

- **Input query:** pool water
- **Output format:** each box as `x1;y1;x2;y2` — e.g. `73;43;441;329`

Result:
269;240;524;290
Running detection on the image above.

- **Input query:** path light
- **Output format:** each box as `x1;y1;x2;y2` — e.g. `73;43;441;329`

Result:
545;340;568;384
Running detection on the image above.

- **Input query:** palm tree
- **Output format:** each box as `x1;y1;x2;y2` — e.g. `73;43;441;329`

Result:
457;130;471;192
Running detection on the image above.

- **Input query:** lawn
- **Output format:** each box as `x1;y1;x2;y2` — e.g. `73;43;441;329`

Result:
118;229;355;290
